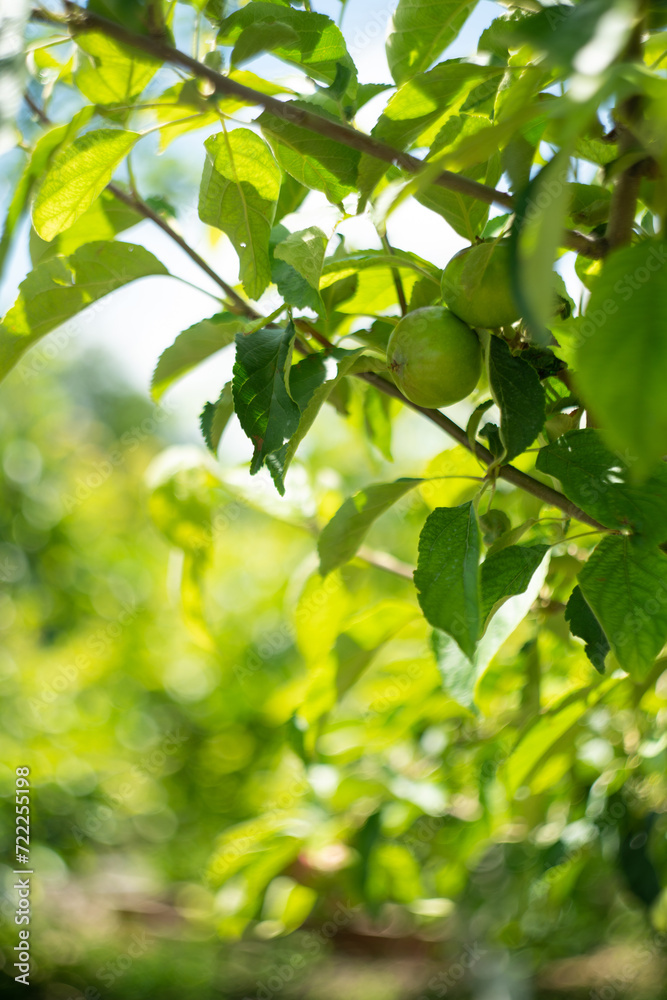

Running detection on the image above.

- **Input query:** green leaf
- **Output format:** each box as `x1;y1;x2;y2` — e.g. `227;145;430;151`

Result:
501;676;619;796
200;382;234;454
320;249;440;286
259;104;360;205
218;3;356;89
433;547;550;707
267;349;381;493
232;321;300;475
272;226;328;311
536;428;667;542
355;82;393;112
415;115;502;240
75;30;161;106
271;257;321;312
575;242;667;481
0;241;168;380
199;128;280;299
86;0;158;37
414;502;481;660
358;63;496;197
32;129;139;241
206;813;305;888
567;182;612;227
488;335;546;462
509;150;572;345
152;312;256;400
274;227;328;291
386;0;477;85
578;536;667;680
150;81;219;151
479;508;511;547
274;173;309;224
486;518;537;557
318;479;422;577
0;107;96;276
565;586;610;674
497;0;634;74
376;62;492;145
264;352;329;492
335;601;418;699
481;544;550;624
30;187;142;265
363;386;393;461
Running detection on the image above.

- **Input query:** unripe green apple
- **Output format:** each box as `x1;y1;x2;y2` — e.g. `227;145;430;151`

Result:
442;240;521;329
387;306;481;409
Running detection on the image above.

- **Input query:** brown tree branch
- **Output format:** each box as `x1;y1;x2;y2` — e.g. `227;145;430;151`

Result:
381;234;408;317
359;371;608;531
295;320;608;530
22;20;610;530
107;184;260;317
604;23;645;250
23;93;261;319
30;3;606;259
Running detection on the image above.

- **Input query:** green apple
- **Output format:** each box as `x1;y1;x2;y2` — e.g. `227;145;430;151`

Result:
387;306;481;409
442;240;521;329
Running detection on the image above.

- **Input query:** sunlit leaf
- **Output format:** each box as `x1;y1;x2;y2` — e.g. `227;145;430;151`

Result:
386;0;477;85
200;382;235;455
30;187;142;264
0;242;168;380
575;242;667;481
218;2;357;89
318;479;422;577
415;115;502;240
0;106;95;275
433;549;549;707
501;677;619;795
273;226;328;312
33;128;139;241
152;313;255;400
358;62;496;197
259;104;360;205
199;128;281;299
75;30;161;105
274;227;328;291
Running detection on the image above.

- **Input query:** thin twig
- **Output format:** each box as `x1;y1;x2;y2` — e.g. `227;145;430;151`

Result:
357;545;415;579
20;74;609;530
604;25;646;250
24;91;49;124
107;184;260;317
359;371;608;532
22;93;260;319
381;233;408;316
294;316;608;531
30;2;607;259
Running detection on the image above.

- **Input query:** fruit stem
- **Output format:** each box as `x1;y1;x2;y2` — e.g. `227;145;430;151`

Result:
381;234;408;316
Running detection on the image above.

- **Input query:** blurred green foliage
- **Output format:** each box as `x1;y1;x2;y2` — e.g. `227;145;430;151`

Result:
0;356;666;998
